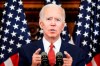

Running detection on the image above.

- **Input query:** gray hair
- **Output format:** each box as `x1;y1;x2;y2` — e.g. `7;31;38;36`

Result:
39;4;66;22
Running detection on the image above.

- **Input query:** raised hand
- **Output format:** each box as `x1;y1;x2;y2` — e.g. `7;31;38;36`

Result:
63;51;73;66
31;48;41;66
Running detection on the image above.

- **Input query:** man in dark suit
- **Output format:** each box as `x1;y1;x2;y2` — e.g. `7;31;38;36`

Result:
18;4;86;66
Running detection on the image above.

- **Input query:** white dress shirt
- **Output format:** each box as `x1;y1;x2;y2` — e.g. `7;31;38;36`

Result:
42;37;62;55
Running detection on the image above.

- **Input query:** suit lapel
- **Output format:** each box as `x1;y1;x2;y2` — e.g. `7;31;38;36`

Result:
37;39;45;54
60;40;68;58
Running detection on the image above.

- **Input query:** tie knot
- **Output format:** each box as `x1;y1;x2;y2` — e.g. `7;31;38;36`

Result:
50;44;54;48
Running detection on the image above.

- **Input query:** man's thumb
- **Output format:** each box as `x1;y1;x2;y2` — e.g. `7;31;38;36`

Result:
64;51;71;58
34;48;41;55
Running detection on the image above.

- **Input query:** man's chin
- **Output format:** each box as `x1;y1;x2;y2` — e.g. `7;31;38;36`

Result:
47;33;58;38
49;35;57;38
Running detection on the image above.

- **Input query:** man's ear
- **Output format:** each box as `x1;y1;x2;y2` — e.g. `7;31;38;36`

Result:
39;19;43;29
62;22;65;31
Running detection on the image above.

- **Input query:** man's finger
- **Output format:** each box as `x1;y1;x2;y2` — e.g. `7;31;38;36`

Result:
64;51;71;58
34;48;41;55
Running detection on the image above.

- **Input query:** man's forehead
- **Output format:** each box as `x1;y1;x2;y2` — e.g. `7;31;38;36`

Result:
45;6;62;11
44;7;63;15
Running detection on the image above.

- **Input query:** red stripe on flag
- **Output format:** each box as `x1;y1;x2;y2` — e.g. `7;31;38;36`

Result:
0;62;5;66
86;54;100;66
10;53;19;66
86;61;92;66
94;53;100;66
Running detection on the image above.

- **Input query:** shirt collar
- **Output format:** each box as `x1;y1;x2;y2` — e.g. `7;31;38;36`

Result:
53;37;61;51
43;37;50;52
43;37;61;53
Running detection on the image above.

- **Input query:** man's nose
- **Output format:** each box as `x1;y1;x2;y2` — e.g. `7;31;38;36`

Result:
50;19;56;26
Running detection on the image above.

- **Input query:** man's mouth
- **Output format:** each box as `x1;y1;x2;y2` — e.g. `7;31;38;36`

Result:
50;29;55;31
50;29;56;32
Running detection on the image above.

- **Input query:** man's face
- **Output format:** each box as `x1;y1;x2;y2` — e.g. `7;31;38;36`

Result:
39;7;65;38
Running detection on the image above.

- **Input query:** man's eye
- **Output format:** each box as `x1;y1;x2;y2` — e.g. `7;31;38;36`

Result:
56;19;61;21
47;18;51;20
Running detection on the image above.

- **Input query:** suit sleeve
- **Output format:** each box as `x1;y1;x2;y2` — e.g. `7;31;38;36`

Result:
74;49;87;66
18;47;31;66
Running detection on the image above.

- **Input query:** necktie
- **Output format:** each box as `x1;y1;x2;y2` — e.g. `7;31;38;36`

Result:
48;44;55;66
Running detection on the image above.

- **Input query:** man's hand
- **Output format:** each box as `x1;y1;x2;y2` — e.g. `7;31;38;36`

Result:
63;51;73;66
31;48;41;66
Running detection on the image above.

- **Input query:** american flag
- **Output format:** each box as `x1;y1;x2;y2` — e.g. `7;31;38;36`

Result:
73;0;100;66
0;0;32;66
35;0;70;43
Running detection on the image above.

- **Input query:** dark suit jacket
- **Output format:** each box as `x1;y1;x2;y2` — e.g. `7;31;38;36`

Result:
18;39;86;66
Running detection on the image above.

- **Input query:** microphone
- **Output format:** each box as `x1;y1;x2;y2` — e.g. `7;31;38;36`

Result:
41;52;50;66
55;52;63;66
